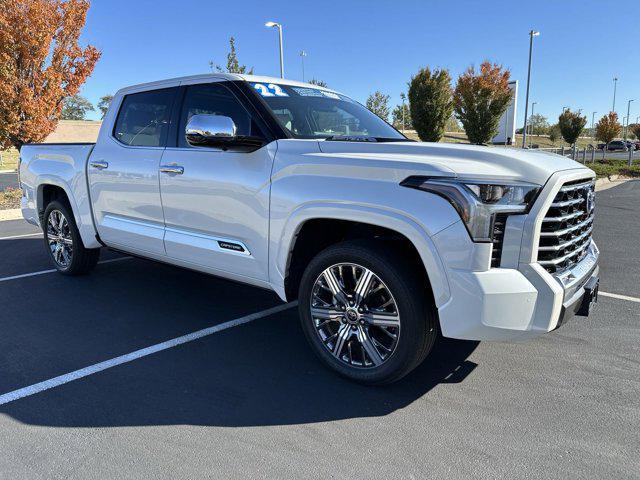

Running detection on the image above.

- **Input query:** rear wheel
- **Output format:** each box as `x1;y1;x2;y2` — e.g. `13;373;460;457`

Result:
298;240;437;385
43;200;100;275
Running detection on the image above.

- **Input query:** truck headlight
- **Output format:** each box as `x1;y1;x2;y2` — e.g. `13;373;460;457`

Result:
401;177;541;242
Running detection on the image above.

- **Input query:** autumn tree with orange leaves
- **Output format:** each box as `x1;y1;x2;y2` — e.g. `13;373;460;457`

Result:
0;0;100;150
453;61;512;145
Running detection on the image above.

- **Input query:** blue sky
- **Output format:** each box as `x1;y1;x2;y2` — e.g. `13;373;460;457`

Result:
80;0;640;127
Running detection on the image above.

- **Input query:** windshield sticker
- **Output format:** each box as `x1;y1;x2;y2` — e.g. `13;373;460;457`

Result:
252;83;289;97
292;87;325;97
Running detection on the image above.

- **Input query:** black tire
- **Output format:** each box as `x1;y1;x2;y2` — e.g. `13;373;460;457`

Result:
298;240;437;385
43;200;100;275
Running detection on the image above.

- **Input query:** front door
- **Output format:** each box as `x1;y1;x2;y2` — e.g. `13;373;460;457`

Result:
159;81;274;280
88;87;177;255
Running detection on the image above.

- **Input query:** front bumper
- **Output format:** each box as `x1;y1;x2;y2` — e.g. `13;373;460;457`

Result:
432;169;599;342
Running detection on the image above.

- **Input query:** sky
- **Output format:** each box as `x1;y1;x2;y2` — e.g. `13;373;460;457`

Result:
79;0;640;127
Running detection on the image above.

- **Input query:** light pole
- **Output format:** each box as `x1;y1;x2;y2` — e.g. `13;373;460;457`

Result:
299;50;307;82
265;21;284;78
591;111;597;137
562;106;569;113
528;101;537;146
521;30;540;148
400;93;407;133
624;99;634;139
612;77;618;113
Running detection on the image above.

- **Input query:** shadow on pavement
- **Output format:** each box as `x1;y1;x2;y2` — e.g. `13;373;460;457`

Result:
2;310;479;428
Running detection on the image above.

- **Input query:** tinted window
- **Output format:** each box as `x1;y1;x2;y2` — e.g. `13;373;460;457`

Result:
113;88;176;147
178;83;262;148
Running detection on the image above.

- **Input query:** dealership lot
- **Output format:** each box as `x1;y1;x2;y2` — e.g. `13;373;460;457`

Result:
0;182;638;479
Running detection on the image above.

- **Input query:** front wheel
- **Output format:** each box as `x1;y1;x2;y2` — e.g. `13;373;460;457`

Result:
298;240;437;385
43;200;100;275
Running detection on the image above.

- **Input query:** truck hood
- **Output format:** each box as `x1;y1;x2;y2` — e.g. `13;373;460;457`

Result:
314;140;592;186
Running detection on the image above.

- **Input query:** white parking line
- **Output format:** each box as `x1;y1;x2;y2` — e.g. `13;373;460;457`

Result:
0;257;132;283
0;301;296;406
599;291;640;304
0;232;42;240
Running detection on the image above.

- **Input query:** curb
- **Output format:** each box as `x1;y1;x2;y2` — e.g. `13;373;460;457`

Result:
0;208;22;222
595;176;631;192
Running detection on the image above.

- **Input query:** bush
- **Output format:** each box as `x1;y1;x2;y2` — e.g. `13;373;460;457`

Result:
408;67;453;142
453;61;512;145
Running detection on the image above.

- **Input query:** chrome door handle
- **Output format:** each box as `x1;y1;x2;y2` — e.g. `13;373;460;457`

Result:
159;165;184;175
90;161;109;170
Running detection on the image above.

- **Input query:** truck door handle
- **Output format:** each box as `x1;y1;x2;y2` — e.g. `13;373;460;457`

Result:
159;165;184;175
90;161;109;170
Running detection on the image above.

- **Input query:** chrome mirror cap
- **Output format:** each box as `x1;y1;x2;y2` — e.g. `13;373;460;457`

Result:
185;114;237;146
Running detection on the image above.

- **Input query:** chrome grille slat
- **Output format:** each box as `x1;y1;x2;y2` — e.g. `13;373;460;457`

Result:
536;178;595;274
537;226;593;251
539;216;593;237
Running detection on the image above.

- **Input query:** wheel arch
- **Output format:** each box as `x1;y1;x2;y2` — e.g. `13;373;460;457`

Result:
273;204;451;308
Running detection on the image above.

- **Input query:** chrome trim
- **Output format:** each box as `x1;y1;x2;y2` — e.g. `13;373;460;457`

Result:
185;114;237;146
542;211;583;223
558;181;594;192
539;216;593;237
538;240;591;266
537;226;593;251
159;165;184;175
550;197;584;208
90;160;109;170
164;227;252;256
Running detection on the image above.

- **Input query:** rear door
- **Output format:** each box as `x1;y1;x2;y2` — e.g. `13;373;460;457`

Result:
158;80;274;281
88;87;177;255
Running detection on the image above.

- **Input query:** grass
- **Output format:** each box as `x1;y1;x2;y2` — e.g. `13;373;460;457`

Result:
0;148;19;171
589;159;640;179
0;187;21;210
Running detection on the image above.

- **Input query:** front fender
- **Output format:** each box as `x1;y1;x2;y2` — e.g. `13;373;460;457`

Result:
270;202;452;307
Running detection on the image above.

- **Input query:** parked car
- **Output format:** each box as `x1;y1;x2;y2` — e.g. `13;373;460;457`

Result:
18;74;600;385
596;143;606;150
606;140;628;151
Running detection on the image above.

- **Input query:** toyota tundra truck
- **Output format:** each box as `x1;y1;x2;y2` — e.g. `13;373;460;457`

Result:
19;74;600;384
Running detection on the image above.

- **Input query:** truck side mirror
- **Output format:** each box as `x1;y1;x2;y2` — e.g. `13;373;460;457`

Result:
185;114;237;147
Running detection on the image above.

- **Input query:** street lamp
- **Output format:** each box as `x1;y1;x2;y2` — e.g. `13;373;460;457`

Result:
562;106;569;113
522;30;540;149
400;92;407;133
591;111;597;137
612;77;618;113
265;21;284;78
299;50;307;82
624;99;634;139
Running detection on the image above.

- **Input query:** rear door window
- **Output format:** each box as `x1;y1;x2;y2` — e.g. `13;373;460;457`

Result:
113;88;176;147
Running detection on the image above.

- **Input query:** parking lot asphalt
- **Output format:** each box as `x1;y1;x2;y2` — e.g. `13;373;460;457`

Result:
0;182;638;479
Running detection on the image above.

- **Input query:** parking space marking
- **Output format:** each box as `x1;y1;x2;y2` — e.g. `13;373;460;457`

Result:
0;232;42;241
0;301;296;407
0;257;131;283
599;291;640;304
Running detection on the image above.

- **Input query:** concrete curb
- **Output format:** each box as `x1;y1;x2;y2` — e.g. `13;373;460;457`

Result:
0;208;22;222
595;176;632;192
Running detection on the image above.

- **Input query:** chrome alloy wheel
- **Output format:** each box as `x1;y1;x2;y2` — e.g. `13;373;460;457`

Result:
46;210;73;268
310;263;401;368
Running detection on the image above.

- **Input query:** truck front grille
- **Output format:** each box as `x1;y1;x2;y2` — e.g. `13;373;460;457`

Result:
537;179;595;274
490;214;508;268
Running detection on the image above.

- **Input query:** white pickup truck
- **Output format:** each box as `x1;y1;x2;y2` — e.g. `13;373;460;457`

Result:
19;74;599;384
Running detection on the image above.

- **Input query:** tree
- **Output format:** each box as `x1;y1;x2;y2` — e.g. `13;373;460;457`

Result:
97;94;113;119
0;0;100;150
61;95;94;120
392;103;412;130
408;67;453;142
558;109;587;146
528;114;549;135
628;123;640;140
308;79;328;87
548;123;561;142
453;61;512;145
595;112;621;145
210;37;254;74
366;91;390;122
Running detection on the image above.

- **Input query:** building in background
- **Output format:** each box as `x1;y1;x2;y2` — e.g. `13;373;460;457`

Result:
492;80;518;145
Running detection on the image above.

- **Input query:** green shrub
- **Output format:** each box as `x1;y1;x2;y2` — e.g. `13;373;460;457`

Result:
408;67;453;142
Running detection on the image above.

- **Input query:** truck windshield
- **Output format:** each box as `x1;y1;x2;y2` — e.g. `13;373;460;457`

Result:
250;82;405;141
